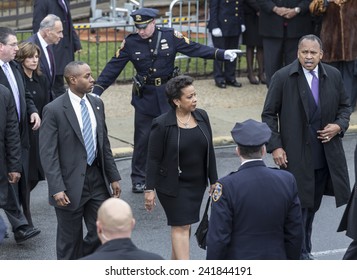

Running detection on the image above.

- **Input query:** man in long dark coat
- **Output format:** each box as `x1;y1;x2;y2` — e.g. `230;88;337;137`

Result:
262;34;351;260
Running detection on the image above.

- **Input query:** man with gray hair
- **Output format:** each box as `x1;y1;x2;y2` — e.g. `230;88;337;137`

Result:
81;198;163;260
27;14;63;100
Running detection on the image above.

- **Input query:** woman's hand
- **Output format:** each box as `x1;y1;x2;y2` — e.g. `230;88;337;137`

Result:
144;190;156;212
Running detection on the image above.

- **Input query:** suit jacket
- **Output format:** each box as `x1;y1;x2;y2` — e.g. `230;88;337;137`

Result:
32;0;82;75
39;91;120;211
146;108;217;196
26;33;56;94
262;59;351;208
80;238;164;260
0;85;21;207
206;160;303;260
257;0;312;38
0;60;38;183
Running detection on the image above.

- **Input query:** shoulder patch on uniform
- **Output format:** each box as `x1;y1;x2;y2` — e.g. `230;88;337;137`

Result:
174;30;183;38
116;39;126;57
212;182;223;202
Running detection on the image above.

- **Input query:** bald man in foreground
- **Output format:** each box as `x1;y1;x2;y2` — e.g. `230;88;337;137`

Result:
81;198;164;260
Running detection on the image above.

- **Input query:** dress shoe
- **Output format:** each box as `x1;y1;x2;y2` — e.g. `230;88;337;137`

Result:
247;74;259;85
226;80;242;87
215;82;226;89
132;183;145;193
14;227;41;244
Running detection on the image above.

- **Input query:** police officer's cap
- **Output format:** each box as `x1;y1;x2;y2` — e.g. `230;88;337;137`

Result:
231;119;271;147
131;8;159;29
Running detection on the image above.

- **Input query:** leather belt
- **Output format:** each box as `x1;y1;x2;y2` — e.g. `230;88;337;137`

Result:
145;76;170;86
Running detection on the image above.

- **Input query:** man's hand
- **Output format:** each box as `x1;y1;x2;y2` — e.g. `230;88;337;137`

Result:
317;123;342;143
53;191;71;207
224;49;242;62
272;148;288;168
111;181;121;198
30;112;41;130
8;172;21;184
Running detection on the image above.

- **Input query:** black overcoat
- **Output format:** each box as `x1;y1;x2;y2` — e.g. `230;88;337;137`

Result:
262;59;351;208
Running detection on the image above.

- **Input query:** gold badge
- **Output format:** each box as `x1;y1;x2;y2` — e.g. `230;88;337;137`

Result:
135;15;142;22
212;183;223;202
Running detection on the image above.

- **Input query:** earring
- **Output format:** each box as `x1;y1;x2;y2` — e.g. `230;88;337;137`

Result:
177;104;181;109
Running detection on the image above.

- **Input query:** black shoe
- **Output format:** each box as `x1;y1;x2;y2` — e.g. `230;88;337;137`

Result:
226;80;242;87
14;227;41;244
215;82;226;89
132;183;145;193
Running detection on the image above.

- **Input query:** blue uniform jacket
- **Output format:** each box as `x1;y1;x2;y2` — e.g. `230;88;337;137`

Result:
206;160;303;260
93;27;225;117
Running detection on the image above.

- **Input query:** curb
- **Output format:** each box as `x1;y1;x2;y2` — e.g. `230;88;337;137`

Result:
111;125;357;159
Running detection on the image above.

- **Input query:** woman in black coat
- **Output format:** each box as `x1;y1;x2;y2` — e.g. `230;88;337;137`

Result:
145;75;218;259
15;42;50;226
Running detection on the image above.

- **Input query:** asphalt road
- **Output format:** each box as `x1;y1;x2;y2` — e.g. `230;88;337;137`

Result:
0;133;356;260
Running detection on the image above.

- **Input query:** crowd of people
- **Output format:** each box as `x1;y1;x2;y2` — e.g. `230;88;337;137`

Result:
1;1;357;261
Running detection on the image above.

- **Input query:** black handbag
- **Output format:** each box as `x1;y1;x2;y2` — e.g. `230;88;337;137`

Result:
194;196;211;250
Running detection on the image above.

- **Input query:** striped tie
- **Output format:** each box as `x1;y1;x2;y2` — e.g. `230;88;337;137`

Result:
80;99;95;165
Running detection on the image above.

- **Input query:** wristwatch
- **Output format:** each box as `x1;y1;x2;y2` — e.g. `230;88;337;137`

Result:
294;7;301;13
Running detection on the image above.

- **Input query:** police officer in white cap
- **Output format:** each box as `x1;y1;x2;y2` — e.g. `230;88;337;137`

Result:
93;7;241;194
206;119;303;260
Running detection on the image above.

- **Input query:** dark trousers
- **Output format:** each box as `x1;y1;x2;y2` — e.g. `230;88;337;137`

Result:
55;163;110;260
131;111;153;185
343;239;357;260
262;36;299;87
3;183;28;231
301;166;329;258
211;35;239;83
328;61;357;111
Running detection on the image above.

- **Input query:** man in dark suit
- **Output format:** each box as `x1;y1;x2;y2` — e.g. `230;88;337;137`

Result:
81;198;164;260
262;34;351;259
207;0;244;89
206;119;303;260
33;0;82;97
257;0;312;86
39;61;122;260
0;83;40;244
0;27;41;240
27;14;63;101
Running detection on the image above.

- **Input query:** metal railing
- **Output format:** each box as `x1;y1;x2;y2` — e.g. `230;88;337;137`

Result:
11;0;246;82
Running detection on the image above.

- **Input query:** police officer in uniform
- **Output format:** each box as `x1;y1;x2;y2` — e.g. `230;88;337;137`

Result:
208;0;245;88
92;8;240;193
206;119;303;260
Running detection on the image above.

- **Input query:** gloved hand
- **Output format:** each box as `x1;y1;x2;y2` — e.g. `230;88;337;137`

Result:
212;28;223;37
224;49;243;62
241;24;246;33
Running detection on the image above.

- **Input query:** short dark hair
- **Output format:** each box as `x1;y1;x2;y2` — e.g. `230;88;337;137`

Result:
238;145;262;159
165;75;194;109
0;27;16;45
64;61;88;84
298;34;323;50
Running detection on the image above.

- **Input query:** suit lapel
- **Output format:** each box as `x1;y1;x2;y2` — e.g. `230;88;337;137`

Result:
63;91;85;147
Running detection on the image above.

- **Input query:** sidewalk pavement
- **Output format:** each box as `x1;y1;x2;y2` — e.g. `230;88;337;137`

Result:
100;77;357;158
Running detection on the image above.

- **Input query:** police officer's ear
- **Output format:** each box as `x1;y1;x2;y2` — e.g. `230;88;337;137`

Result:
235;146;240;157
